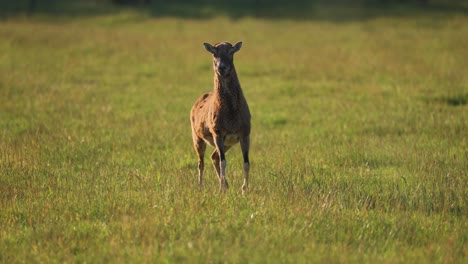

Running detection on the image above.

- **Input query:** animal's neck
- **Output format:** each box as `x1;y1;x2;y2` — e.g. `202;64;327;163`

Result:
213;69;242;106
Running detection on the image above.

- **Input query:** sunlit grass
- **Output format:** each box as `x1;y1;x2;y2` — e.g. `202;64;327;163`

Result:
0;4;467;263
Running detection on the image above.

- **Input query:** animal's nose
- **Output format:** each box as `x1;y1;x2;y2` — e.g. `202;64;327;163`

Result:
218;65;227;72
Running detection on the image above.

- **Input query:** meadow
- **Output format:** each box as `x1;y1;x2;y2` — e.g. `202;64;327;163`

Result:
0;1;467;263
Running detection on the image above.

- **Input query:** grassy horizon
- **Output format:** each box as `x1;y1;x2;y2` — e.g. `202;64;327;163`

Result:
1;3;467;263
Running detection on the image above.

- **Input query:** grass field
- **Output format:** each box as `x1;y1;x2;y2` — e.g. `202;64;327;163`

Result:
1;1;467;263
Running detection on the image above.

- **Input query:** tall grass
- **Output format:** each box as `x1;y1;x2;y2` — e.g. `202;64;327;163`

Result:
0;3;467;263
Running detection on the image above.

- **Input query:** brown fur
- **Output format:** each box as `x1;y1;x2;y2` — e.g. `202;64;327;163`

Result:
190;41;251;192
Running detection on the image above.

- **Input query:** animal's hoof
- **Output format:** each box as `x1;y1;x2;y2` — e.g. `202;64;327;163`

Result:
241;184;248;194
220;180;229;190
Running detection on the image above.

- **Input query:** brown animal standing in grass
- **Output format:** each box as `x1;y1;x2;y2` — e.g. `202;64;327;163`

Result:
190;41;251;192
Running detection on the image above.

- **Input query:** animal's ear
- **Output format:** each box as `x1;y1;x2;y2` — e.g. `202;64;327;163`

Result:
203;43;216;54
231;41;243;54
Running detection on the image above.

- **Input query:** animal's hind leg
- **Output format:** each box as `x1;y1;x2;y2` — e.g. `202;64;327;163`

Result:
211;146;230;189
193;137;206;187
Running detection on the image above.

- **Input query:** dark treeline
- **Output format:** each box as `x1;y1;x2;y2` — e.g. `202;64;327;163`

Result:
1;0;467;19
18;0;465;10
111;0;462;5
112;0;429;4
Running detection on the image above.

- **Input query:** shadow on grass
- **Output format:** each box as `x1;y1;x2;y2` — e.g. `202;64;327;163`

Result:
1;0;467;21
436;94;468;106
421;92;468;107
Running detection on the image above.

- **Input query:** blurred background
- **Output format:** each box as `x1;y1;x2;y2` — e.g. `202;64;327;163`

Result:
1;0;467;19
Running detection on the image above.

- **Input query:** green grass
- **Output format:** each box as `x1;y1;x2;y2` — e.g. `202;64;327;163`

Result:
1;2;467;263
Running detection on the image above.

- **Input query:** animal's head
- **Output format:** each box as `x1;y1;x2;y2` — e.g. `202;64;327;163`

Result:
203;41;242;77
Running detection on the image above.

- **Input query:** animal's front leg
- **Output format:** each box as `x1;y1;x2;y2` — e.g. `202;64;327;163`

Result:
240;135;250;194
